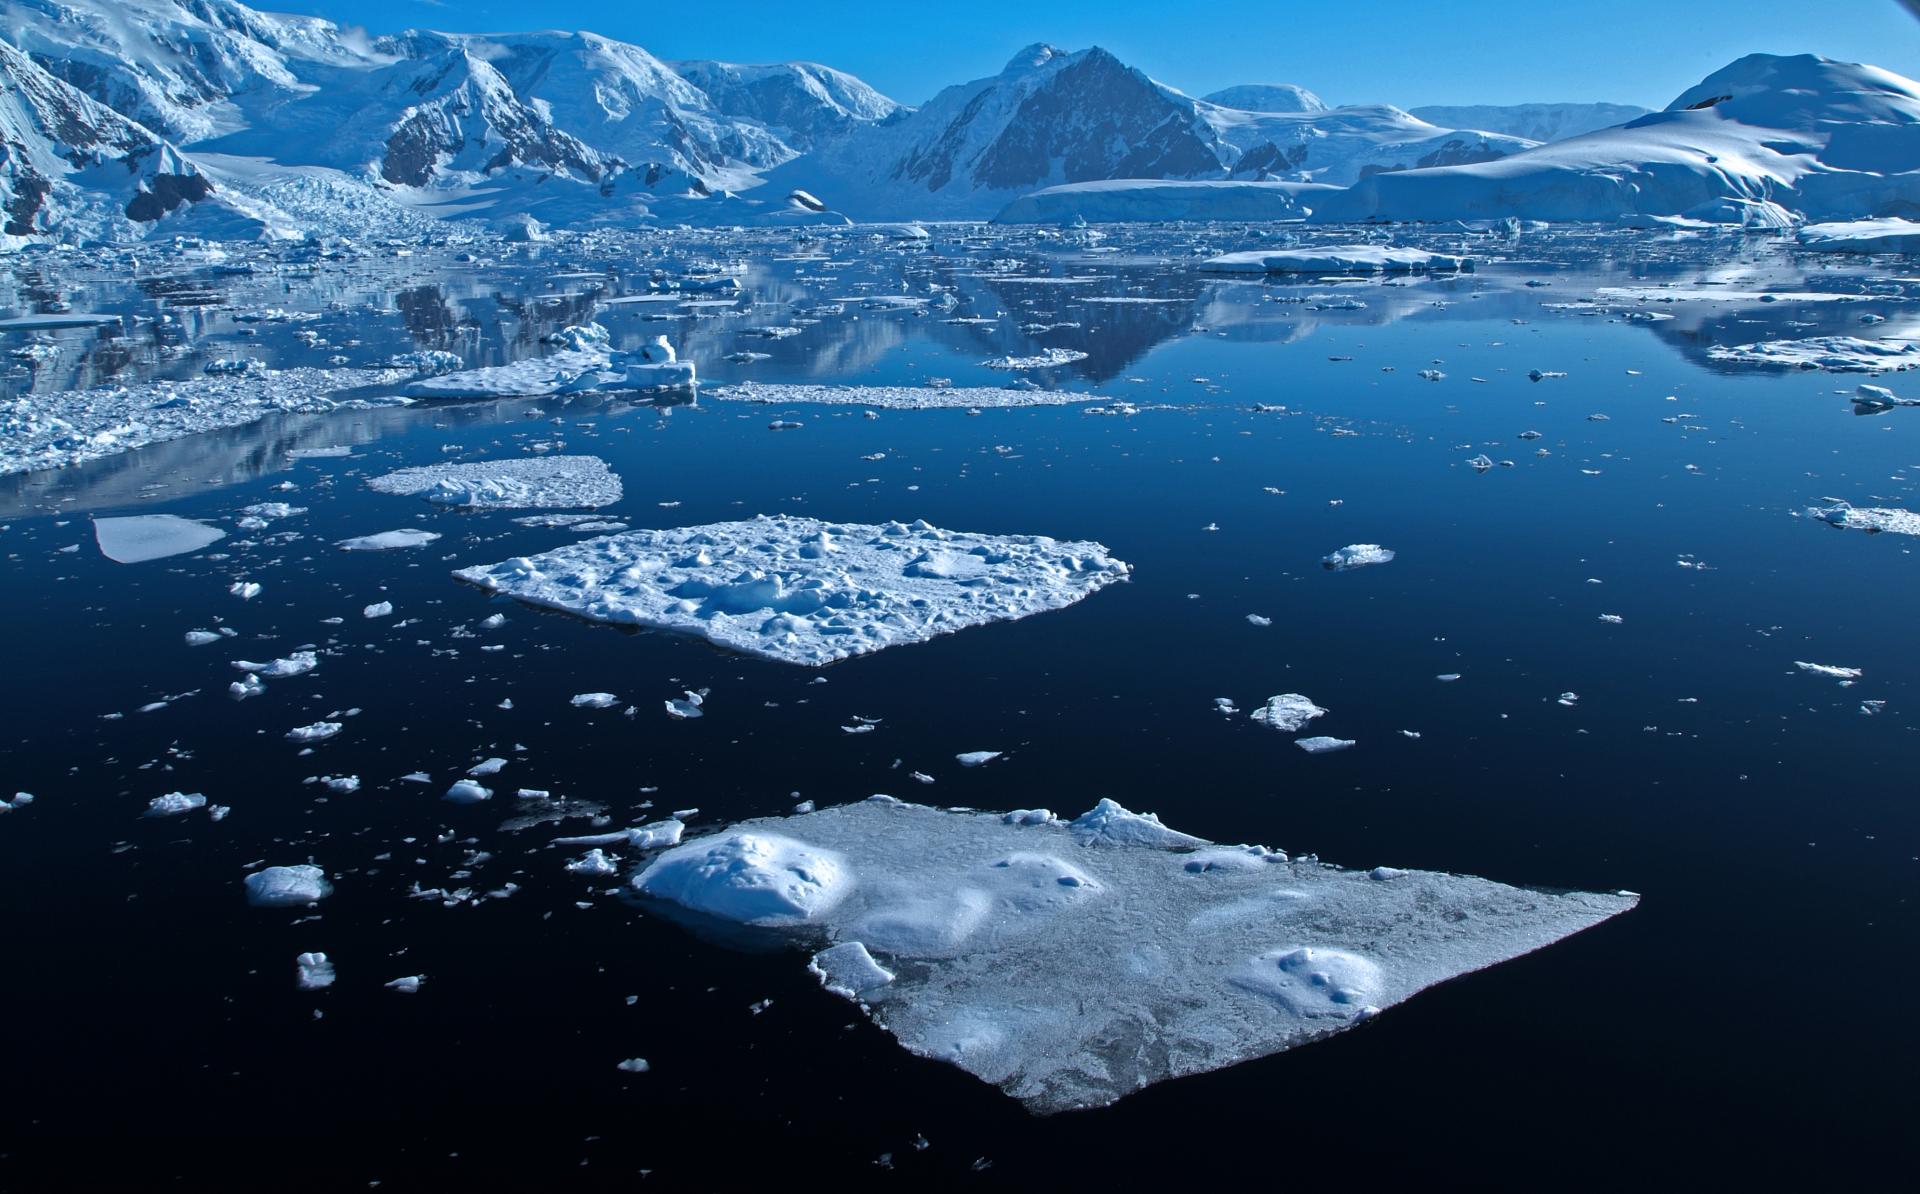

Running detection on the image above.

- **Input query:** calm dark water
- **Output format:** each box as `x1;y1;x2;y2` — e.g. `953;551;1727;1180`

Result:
1;226;1915;1189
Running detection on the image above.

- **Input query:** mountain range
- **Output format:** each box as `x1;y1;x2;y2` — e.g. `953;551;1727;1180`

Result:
0;0;1912;245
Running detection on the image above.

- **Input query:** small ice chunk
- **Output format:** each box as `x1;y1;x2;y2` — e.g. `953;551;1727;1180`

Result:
337;529;442;551
296;952;336;991
385;975;424;994
363;601;394;619
615;1057;651;1073
665;691;705;719
184;630;222;647
1795;661;1862;680
955;751;1001;768
571;692;618;709
468;758;508;777
444;779;492;804
1294;736;1356;754
567;848;621;877
286;721;342;742
145;792;207;817
1250;694;1328;733
245;864;332;907
1323;544;1395;571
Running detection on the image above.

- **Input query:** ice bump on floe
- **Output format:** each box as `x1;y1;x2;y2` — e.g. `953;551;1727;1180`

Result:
453;516;1130;666
368;456;622;509
93;515;226;564
630;798;1635;1113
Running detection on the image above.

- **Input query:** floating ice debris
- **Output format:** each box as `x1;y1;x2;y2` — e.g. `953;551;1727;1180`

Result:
708;382;1099;410
1251;694;1329;733
1805;502;1920;537
1557;692;1580;707
231;652;317;678
1798;218;1920;253
571;692;619;709
404;335;693;398
1467;453;1496;471
1245;614;1273;627
768;420;804;431
0;792;34;814
1795;661;1863;680
337;529;442;551
1213;698;1240;716
454;516;1130;666
319;776;360;794
1527;370;1568;382
229;582;262;600
1437;673;1462;682
633;798;1632;1112
665;692;706;719
956;751;1002;768
468;758;508;777
1294;736;1356;754
93;515;226;564
385;975;424;994
286;721;342;742
615;1058;651;1073
184;630;222;647
1706;337;1920;372
368;456;622;509
145;792;207;817
444;779;492;804
981;348;1090;370
245;864;332;908
1599;614;1625;624
362;601;393;619
1200;246;1473;274
567;848;621;877
229;673;265;700
296;952;336;991
1322;544;1395;571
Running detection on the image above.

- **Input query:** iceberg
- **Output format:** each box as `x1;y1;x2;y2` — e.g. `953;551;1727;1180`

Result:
93;515;226;564
368;456;622;509
403;335;694;399
632;798;1636;1113
454;516;1130;666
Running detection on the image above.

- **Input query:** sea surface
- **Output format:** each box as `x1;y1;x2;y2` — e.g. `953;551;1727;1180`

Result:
1;224;1914;1189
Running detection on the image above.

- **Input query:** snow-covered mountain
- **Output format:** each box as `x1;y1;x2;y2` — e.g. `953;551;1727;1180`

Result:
0;0;904;243
765;44;1533;219
1325;54;1920;224
1408;103;1651;144
1202;84;1327;114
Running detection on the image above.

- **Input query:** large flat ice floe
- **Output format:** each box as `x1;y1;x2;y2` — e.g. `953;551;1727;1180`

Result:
368;456;622;509
1806;501;1920;536
1798;218;1920;253
453;516;1129;665
1200;246;1474;275
705;382;1100;410
1706;336;1920;372
631;797;1637;1113
1;367;409;476
93;515;226;563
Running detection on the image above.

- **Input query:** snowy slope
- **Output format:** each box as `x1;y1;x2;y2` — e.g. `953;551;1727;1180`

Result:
1326;55;1920;224
1202;84;1328;114
671;60;902;150
1198;101;1537;184
1409;103;1651;144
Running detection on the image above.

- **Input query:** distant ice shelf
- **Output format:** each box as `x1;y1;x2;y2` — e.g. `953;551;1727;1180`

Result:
631;797;1636;1113
454;515;1130;665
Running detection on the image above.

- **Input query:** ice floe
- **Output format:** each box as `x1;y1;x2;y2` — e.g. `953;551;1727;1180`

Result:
1200;246;1473;275
1706;337;1920;372
706;382;1099;410
1250;694;1328;733
453;516;1130;666
403;334;694;399
632;798;1635;1112
337;529;442;551
368;456;622;509
93;515;226;564
245;864;332;907
1322;544;1396;571
1804;501;1920;536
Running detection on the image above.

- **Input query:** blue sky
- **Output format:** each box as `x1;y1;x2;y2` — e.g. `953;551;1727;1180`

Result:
278;0;1920;108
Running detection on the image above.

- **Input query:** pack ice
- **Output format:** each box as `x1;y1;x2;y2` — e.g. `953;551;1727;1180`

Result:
632;798;1636;1113
368;456;622;509
453;516;1129;665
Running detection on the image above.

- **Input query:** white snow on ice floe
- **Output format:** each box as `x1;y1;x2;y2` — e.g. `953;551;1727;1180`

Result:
337;529;442;551
1706;337;1920;372
1200;246;1473;275
707;382;1100;410
1798;218;1920;253
368;456;621;509
1323;544;1396;570
632;798;1635;1112
403;334;694;399
453;516;1130;666
1805;501;1920;536
245;864;332;907
93;515;226;564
